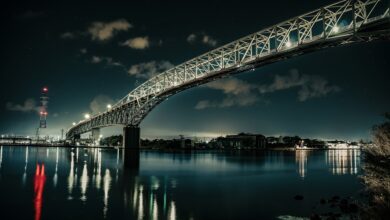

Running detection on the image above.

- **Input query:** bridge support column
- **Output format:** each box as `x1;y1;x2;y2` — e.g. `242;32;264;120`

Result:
123;126;140;149
92;128;101;146
123;126;140;169
73;134;81;146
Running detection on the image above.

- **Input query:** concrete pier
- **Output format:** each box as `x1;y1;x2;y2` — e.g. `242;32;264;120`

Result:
123;126;140;169
123;126;140;149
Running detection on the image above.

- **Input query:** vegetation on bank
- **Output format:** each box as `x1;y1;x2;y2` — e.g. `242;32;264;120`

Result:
361;113;390;219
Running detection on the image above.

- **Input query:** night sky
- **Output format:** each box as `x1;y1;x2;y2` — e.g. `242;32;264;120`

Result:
1;0;389;140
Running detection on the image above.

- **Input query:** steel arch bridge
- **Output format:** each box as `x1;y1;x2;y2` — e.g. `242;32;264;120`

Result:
66;0;390;139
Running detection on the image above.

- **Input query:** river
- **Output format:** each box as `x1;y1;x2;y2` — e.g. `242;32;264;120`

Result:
0;146;363;219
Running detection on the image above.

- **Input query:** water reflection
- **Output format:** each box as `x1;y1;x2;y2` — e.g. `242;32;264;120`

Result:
0;146;2;170
326;149;360;175
0;147;363;219
295;150;309;178
80;162;89;201
122;174;176;220
34;164;46;220
103;169;112;217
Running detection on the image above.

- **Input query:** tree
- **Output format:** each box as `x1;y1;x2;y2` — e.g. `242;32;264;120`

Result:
366;113;390;158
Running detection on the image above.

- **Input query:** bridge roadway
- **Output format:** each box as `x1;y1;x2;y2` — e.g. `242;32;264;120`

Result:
66;0;390;148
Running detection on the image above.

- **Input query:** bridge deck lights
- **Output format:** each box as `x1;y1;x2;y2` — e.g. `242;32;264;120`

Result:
84;114;90;119
285;41;292;48
332;25;339;33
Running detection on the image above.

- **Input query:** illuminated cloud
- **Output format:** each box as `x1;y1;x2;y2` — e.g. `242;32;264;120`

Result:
90;56;123;67
195;69;340;109
60;32;76;39
121;36;150;49
6;98;39;113
202;35;217;47
90;95;115;114
80;48;87;54
187;32;217;47
258;69;341;102
186;34;196;43
128;60;174;79
88;19;132;41
195;78;259;109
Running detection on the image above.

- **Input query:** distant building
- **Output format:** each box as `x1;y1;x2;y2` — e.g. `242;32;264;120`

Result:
266;137;278;145
217;133;266;149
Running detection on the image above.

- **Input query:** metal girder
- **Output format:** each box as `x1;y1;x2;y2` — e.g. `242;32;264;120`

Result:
66;0;390;139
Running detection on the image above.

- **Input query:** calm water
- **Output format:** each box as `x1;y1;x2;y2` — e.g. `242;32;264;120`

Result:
0;146;363;220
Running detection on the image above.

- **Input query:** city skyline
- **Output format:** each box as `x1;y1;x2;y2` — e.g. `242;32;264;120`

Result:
1;0;389;140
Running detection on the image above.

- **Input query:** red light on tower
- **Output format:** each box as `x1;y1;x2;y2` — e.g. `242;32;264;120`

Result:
42;87;48;93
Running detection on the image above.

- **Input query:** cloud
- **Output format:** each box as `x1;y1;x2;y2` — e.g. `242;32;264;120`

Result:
297;76;341;101
6;98;39;113
187;32;217;47
90;95;114;114
128;61;174;79
187;34;197;43
90;56;123;67
121;36;150;49
91;56;102;64
80;48;87;54
88;19;132;41
195;69;340;109
258;69;340;101
202;35;217;47
195;78;259;109
60;32;76;39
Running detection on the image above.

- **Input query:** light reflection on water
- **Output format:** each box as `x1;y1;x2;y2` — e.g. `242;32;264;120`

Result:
0;147;363;219
326;149;360;175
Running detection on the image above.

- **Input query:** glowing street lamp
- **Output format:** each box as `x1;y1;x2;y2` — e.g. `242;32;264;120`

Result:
332;25;339;33
107;104;112;110
285;41;292;48
72;122;76;126
84;113;90;119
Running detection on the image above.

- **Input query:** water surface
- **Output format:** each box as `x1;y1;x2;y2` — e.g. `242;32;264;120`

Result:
0;146;362;219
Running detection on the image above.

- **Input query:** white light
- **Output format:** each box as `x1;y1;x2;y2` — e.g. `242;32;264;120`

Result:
84;113;90;119
72;122;76;126
286;41;292;48
332;26;339;33
99;134;103;138
106;104;112;109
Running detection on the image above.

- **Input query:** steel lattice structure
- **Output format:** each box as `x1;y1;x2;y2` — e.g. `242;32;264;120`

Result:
66;0;390;139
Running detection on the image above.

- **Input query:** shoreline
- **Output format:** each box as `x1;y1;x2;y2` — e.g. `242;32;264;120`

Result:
0;144;362;151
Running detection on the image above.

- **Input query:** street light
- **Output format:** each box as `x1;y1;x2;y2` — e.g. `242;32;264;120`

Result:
332;25;339;33
107;104;112;110
72;122;76;126
285;41;292;48
84;113;90;119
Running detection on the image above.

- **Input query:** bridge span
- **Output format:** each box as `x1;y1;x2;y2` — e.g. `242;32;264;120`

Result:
66;0;390;148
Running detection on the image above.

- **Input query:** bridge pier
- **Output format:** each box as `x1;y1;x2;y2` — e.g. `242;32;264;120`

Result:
123;126;140;169
73;134;81;145
123;126;140;149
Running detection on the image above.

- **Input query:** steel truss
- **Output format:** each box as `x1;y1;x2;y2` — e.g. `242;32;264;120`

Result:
66;0;390;138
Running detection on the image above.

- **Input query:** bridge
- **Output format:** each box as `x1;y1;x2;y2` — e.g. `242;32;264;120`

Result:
66;0;390;148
